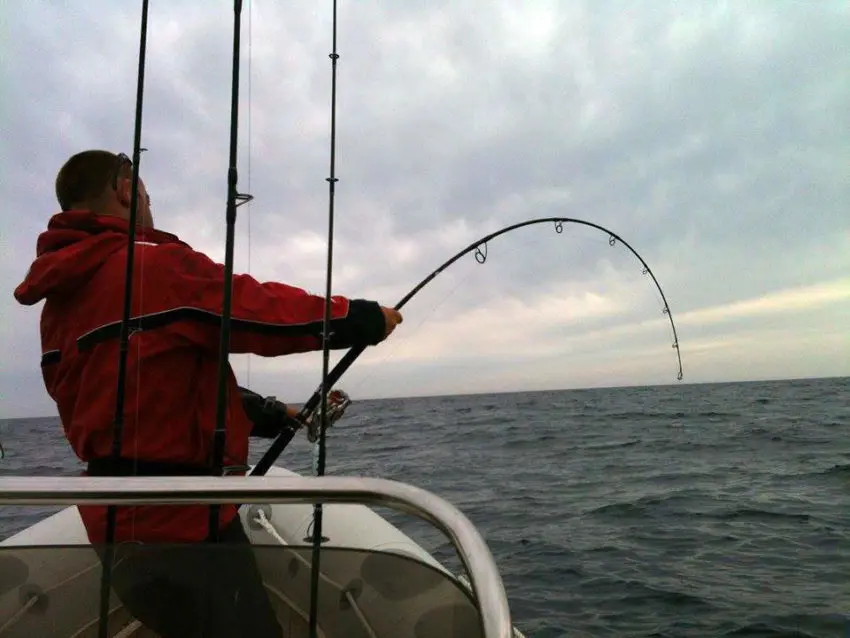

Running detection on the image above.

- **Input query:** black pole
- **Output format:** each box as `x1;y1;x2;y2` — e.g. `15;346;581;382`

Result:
97;1;150;636
308;1;340;635
250;216;684;476
209;0;253;542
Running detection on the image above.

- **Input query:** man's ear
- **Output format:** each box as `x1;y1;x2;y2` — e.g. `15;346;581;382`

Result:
116;178;132;208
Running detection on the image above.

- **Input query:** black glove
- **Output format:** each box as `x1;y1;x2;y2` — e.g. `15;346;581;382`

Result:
239;386;298;438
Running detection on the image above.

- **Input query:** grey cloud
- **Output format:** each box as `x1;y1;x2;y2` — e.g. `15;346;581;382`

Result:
1;1;848;417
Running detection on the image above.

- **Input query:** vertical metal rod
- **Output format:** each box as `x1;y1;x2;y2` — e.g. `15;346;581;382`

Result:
98;1;150;636
209;0;251;540
308;1;340;635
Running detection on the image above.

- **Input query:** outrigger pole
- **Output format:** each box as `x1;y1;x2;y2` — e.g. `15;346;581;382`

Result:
98;1;150;636
208;0;254;542
306;0;342;634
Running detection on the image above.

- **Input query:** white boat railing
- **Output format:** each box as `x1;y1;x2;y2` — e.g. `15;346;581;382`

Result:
0;474;513;638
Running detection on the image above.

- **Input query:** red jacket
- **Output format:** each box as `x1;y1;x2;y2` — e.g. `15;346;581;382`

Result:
14;211;387;544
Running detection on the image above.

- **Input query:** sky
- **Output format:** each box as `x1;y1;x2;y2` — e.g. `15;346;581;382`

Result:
1;1;848;418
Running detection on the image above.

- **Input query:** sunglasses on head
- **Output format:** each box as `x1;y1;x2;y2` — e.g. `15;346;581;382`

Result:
111;153;132;190
111;152;151;208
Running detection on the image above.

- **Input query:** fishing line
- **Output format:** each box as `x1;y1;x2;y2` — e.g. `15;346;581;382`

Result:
308;1;340;635
339;232;552;397
97;1;150;637
251;216;684;475
340;272;477;393
355;232;617;392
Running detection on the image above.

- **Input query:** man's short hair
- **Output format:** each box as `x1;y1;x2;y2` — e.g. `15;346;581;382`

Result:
55;150;130;211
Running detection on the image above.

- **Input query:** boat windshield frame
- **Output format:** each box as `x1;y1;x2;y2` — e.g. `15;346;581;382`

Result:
0;473;513;638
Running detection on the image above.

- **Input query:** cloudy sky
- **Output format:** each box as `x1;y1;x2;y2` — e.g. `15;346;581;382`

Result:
2;1;848;418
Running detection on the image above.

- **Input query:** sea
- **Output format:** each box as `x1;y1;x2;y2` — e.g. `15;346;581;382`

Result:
1;376;848;637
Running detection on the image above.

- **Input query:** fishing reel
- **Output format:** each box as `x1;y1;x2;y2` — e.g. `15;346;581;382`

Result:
305;389;352;443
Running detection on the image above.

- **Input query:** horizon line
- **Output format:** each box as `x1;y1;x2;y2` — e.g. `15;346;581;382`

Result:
1;373;846;421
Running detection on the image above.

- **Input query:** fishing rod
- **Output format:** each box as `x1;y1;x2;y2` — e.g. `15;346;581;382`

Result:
208;0;255;541
250;216;684;476
97;1;150;636
307;0;341;634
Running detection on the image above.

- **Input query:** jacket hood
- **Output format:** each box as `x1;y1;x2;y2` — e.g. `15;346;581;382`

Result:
13;210;182;306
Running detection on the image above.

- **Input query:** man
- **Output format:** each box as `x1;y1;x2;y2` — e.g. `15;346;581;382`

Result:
13;149;403;637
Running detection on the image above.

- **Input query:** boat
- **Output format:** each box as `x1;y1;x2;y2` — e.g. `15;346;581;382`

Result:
0;2;524;637
0;467;521;637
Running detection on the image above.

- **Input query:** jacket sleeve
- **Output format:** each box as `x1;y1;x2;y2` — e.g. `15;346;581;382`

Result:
159;243;387;356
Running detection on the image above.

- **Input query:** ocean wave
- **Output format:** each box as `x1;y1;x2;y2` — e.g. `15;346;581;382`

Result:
721;613;848;637
714;508;812;523
583;490;705;517
579;575;717;611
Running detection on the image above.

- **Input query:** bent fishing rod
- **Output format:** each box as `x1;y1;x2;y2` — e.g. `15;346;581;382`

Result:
251;216;684;476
